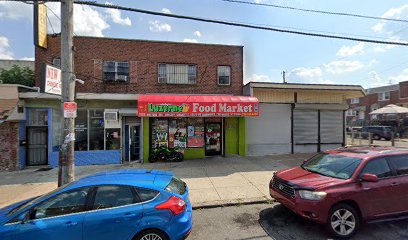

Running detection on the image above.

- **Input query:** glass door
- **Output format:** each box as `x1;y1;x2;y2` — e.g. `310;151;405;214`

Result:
205;123;222;156
130;125;140;161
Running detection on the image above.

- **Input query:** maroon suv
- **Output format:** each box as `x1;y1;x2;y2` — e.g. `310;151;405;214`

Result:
269;146;408;239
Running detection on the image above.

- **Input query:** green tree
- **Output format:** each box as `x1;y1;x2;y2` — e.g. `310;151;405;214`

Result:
0;65;35;87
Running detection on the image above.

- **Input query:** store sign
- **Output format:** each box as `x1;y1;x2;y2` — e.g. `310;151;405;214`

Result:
140;102;259;117
42;64;62;95
34;2;47;49
64;102;77;118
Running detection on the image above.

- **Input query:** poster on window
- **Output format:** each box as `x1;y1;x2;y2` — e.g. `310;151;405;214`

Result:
151;118;168;148
170;127;186;148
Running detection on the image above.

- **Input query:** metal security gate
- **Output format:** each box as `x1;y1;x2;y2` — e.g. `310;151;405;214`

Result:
320;110;344;151
293;110;318;152
26;126;48;166
293;109;344;152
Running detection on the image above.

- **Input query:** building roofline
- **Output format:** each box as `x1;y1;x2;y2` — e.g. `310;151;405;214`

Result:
244;81;365;93
48;34;244;48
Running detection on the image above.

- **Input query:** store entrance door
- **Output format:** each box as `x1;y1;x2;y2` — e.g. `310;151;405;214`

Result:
125;125;141;162
205;123;222;156
26;126;48;166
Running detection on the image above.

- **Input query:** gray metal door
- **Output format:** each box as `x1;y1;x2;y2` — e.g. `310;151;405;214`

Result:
293;110;318;144
320;111;344;144
27;127;48;166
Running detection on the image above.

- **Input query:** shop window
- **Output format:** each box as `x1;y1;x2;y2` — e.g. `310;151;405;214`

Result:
217;66;231;85
158;63;196;84
169;118;187;148
27;108;48;126
106;128;121;150
75;110;88;151
151;118;169;149
89;109;104;150
103;61;129;82
187;118;204;147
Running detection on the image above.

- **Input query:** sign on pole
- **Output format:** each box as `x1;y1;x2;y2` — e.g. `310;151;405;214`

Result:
42;64;62;95
64;102;77;118
34;1;47;49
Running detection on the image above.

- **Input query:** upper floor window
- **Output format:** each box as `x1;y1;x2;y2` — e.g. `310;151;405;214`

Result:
103;61;129;82
346;109;357;116
378;92;390;101
217;66;231;85
350;98;359;104
158;63;196;84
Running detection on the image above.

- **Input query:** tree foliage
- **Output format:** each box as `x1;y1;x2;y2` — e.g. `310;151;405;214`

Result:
0;65;35;87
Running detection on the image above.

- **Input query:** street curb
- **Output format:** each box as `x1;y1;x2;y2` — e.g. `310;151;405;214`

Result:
192;199;276;210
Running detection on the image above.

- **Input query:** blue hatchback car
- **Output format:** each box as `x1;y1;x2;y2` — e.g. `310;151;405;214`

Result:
0;169;192;240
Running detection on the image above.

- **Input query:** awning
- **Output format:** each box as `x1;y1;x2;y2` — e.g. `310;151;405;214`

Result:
138;95;259;117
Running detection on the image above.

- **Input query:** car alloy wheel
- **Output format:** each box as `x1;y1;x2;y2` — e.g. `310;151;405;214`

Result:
330;209;356;236
140;233;163;240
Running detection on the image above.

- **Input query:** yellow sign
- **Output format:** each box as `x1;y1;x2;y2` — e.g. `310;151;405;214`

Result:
34;2;47;49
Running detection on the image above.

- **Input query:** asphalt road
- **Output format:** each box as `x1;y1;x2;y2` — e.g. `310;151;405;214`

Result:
190;203;408;240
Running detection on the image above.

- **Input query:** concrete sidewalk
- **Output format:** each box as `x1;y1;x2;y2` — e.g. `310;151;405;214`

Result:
0;153;313;208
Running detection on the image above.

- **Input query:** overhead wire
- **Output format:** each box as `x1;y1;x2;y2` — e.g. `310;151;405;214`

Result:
221;0;408;24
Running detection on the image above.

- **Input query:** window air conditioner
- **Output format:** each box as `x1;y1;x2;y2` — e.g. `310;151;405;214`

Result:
104;111;118;121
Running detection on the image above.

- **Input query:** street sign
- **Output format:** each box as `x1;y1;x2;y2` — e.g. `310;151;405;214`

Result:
64;102;77;118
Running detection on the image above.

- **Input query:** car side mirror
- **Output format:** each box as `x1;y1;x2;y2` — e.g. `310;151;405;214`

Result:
18;211;30;224
361;173;379;183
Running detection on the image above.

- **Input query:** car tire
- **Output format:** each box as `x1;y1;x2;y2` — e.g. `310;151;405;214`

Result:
373;134;380;140
326;203;360;239
134;229;168;240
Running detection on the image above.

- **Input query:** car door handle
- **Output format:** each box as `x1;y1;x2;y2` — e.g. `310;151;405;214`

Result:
125;212;137;217
391;182;400;186
65;221;78;227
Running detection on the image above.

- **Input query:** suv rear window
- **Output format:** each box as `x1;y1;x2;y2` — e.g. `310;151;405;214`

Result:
165;177;186;195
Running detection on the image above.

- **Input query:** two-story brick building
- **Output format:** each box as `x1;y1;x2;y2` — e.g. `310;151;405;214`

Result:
12;35;258;169
346;81;408;127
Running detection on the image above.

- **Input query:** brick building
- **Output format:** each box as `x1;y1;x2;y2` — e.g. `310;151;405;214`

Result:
347;81;408;127
11;35;258;169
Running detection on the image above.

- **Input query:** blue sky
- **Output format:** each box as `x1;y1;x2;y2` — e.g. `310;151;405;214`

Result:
0;0;408;88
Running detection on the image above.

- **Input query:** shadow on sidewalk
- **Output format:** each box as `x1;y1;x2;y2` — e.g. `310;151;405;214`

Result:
0;153;315;186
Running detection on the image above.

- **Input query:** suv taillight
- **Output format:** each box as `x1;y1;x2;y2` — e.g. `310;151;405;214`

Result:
155;196;186;215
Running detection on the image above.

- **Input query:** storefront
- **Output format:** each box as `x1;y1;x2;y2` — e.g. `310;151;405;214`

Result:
138;95;259;161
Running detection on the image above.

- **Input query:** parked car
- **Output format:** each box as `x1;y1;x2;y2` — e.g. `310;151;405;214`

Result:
0;170;192;240
360;125;394;140
269;146;408;239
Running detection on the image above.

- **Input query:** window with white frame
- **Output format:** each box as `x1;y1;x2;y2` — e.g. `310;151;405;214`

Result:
158;63;196;84
350;98;359;104
346;109;357;116
378;92;390;101
217;66;231;85
103;61;129;82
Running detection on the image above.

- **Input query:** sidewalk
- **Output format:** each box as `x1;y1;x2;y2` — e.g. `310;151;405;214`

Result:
0;153;314;208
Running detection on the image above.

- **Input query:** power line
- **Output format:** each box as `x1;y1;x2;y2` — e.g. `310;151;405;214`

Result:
222;0;408;24
71;1;408;46
3;0;408;46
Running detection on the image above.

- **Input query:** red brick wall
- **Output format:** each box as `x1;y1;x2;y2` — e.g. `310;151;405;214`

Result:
35;35;243;95
0;122;19;171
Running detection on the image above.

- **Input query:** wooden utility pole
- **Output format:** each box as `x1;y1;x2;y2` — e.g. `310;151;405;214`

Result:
58;0;75;186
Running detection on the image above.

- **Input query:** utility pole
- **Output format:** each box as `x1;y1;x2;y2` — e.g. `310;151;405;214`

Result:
58;0;75;186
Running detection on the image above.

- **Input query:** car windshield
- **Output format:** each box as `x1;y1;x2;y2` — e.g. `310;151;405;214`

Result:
302;153;362;180
6;182;73;217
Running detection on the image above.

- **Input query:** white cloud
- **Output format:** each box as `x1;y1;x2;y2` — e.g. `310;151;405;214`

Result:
0;36;14;60
0;2;32;20
389;68;408;83
245;74;271;84
324;60;364;75
371;4;408;34
369;71;385;87
105;2;131;26
46;3;109;37
20;57;34;61
336;42;365;57
161;8;171;14
290;67;322;78
183;39;198;43
194;31;202;37
149;20;172;32
368;59;378;67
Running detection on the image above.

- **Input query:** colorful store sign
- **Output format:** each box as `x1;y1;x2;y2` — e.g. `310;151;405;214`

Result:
138;95;259;117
